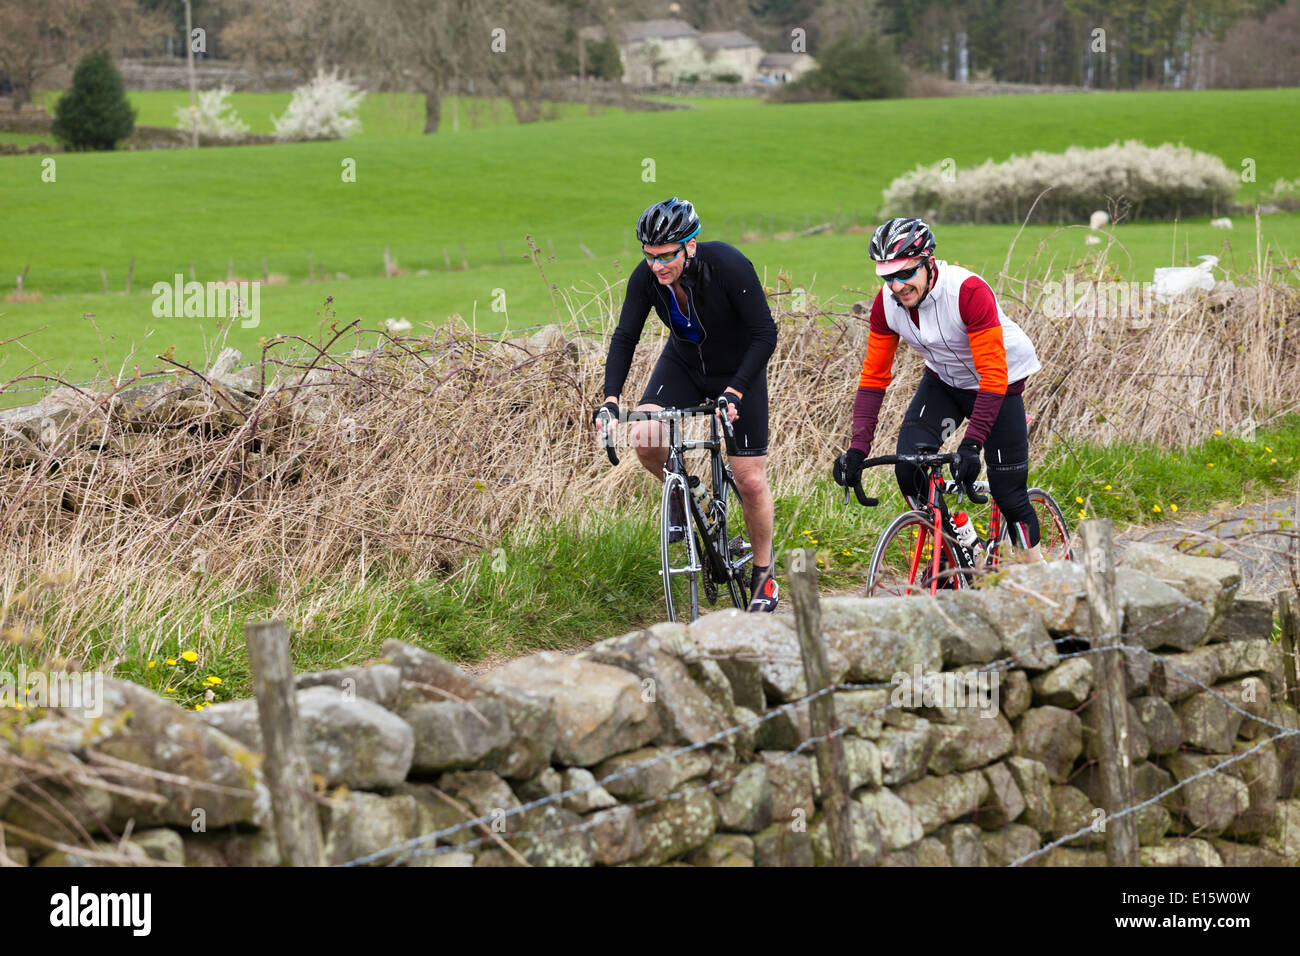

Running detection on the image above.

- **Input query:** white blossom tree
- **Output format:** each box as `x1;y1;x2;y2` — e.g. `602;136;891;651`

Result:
271;68;365;141
174;86;250;140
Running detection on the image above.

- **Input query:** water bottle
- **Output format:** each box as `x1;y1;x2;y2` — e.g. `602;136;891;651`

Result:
953;511;984;565
689;477;715;533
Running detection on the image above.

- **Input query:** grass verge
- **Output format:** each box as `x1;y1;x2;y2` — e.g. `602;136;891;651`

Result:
6;416;1295;712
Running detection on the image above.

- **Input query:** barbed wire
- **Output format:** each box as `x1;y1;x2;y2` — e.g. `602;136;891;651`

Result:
7;576;1291;867
1009;727;1298;867
344;578;1299;867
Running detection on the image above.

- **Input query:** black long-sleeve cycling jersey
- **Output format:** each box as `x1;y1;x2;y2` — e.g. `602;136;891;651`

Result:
601;241;778;399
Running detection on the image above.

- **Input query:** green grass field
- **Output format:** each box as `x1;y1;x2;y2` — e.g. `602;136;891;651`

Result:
41;88;624;139
3;214;1295;400
4;87;1299;397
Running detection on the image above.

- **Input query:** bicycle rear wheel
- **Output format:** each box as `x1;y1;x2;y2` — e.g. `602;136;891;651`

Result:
996;489;1074;563
716;474;753;609
661;473;700;622
867;510;967;597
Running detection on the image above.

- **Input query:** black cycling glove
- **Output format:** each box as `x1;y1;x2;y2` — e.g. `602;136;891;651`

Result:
833;448;867;487
951;438;982;485
718;392;742;420
592;401;620;427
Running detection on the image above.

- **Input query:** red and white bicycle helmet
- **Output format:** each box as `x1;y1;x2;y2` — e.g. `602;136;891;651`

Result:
869;217;936;276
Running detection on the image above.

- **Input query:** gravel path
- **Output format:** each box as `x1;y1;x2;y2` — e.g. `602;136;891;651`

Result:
1118;492;1298;597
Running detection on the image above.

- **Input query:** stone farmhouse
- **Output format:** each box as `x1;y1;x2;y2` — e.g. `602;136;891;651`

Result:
580;19;817;85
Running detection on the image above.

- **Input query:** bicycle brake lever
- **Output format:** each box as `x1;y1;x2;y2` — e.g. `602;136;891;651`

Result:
963;480;988;505
596;410;619;466
715;397;738;456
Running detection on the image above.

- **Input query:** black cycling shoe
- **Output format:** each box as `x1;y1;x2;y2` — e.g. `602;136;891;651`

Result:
747;568;779;612
667;494;686;543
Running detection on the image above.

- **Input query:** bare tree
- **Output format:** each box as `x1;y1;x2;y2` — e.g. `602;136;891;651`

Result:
220;0;372;82
0;0;167;111
366;0;570;133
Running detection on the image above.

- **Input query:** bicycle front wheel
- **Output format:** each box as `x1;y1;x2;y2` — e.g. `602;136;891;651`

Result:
867;510;967;597
661;473;700;622
996;489;1074;564
1029;488;1073;561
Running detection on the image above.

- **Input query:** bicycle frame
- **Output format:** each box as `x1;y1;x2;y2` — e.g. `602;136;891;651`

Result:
600;400;751;622
658;407;742;587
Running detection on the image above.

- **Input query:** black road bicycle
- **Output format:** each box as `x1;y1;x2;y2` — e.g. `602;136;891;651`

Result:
598;398;754;622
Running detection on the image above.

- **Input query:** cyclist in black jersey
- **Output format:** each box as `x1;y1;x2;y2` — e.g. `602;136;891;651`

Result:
593;198;780;611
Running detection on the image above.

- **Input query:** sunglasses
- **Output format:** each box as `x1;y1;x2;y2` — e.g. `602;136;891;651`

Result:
643;243;686;264
882;263;923;285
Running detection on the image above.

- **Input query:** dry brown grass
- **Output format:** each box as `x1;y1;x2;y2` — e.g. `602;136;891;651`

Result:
0;255;1296;661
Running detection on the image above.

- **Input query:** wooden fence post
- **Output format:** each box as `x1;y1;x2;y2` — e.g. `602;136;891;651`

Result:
787;547;856;866
1080;519;1139;866
1278;590;1300;710
245;619;326;867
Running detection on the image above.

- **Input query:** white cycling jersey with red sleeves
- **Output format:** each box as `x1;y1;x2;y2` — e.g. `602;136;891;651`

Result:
874;260;1040;390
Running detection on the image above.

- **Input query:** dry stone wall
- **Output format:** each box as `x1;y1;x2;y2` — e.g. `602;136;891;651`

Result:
3;543;1297;867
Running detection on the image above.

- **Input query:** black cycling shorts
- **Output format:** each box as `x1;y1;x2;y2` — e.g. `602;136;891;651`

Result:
895;374;1040;547
637;348;769;457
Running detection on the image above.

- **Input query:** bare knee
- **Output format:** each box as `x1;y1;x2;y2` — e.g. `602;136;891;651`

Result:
732;464;768;500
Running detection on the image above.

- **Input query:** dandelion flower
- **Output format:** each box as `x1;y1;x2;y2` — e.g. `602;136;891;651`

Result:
165;687;175;693
1214;429;1222;436
1153;504;1163;513
146;661;156;669
206;675;223;686
181;650;198;663
1104;484;1112;491
809;538;819;544
1075;496;1084;504
841;550;852;556
1264;446;1273;454
165;658;177;667
1207;462;1215;468
1078;510;1087;520
1170;504;1178;513
1271;458;1278;464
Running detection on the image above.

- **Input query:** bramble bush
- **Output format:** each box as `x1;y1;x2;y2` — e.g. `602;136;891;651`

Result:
881;141;1239;223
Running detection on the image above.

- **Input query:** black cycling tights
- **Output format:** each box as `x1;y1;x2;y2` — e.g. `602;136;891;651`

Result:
894;375;1040;549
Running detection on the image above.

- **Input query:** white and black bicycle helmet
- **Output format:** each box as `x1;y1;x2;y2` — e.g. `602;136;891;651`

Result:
636;197;702;246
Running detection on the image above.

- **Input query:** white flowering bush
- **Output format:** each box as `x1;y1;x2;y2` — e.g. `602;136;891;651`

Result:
881;141;1239;223
174;86;249;140
272;68;364;142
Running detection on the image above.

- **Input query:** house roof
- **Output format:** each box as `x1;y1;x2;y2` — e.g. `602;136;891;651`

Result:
612;19;700;43
698;31;759;50
759;53;814;68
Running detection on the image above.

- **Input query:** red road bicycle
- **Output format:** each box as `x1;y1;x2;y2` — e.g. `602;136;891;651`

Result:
842;446;1074;596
